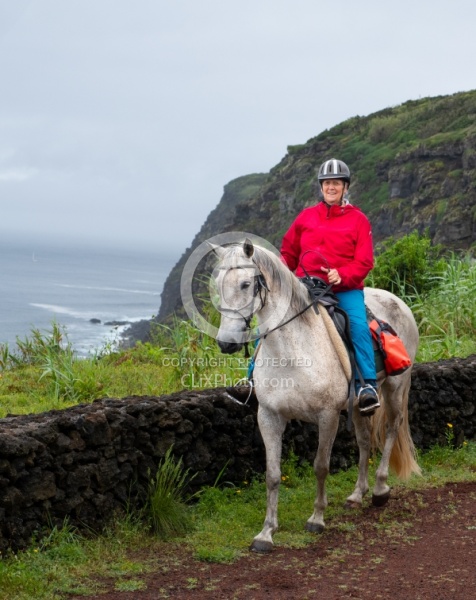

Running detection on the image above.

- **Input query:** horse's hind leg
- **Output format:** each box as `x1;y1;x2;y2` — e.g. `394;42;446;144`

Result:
345;407;372;508
305;410;340;534
250;407;287;554
372;378;407;506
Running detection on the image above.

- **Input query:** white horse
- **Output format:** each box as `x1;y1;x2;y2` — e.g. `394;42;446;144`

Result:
212;239;421;554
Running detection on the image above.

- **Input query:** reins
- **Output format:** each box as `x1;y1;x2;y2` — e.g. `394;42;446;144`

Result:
215;256;334;343
249;255;334;341
218;257;361;428
251;281;333;342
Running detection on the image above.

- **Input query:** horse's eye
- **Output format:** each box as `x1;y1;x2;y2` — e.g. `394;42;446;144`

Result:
241;281;251;290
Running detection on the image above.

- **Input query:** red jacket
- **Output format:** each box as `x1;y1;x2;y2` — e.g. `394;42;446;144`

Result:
280;200;374;292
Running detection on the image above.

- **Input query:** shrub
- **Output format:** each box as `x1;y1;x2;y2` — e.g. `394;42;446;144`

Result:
367;231;446;296
368;114;402;143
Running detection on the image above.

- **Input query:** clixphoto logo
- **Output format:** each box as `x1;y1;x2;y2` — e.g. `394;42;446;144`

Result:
181;373;296;389
180;232;292;342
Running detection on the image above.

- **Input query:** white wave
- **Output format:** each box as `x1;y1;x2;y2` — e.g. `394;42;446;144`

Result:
54;283;160;295
30;303;153;323
30;303;100;320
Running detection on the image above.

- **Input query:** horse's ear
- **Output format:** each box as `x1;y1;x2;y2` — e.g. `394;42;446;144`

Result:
243;238;254;258
206;241;226;259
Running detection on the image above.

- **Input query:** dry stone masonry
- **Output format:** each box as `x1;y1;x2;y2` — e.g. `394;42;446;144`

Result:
0;355;474;552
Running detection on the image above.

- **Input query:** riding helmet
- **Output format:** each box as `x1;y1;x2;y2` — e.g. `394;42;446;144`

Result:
318;158;351;184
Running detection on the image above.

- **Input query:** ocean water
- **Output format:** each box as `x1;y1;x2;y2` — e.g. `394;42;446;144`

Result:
0;236;178;357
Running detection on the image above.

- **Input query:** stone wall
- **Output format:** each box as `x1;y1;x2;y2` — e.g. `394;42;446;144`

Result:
0;355;474;552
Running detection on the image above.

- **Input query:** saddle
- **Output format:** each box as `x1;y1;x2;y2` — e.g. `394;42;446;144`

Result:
300;277;385;374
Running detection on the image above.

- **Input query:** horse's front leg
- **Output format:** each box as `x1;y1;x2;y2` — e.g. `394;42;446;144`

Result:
250;407;287;554
305;410;340;533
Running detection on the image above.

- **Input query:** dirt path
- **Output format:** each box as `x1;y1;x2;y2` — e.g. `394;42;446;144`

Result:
74;481;476;600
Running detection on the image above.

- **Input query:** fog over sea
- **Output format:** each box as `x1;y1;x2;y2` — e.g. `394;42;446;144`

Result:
0;235;178;357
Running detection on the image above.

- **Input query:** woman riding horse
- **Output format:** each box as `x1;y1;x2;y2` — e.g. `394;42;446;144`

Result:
213;238;420;553
281;158;380;416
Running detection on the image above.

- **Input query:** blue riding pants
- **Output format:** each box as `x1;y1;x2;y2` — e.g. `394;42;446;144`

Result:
335;289;376;383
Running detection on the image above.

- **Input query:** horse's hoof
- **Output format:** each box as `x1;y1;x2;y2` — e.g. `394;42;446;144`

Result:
344;500;361;510
305;522;325;534
372;490;391;507
249;540;273;554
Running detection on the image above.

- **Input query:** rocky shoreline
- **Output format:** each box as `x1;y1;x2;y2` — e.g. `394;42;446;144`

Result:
118;318;153;348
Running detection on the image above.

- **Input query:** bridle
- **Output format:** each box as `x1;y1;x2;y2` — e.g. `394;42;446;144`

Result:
215;259;333;344
215;261;269;332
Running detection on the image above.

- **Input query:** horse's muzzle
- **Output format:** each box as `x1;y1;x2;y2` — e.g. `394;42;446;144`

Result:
217;340;244;354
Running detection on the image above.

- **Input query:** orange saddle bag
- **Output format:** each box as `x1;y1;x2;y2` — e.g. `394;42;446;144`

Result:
369;318;412;376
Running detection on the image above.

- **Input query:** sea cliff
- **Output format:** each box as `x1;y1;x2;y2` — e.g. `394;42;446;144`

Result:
125;90;476;344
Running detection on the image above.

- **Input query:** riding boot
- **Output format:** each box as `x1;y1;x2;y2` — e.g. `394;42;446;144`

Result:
357;380;380;416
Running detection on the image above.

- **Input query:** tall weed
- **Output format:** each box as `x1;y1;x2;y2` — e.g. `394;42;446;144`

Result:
0;321;66;369
145;447;194;539
409;253;476;361
150;316;246;392
0;323;103;405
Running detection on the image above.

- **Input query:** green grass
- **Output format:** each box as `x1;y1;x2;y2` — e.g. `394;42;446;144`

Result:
366;244;476;362
0;318;248;418
0;443;474;599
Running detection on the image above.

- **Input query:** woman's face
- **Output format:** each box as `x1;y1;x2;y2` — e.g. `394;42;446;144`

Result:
321;179;346;205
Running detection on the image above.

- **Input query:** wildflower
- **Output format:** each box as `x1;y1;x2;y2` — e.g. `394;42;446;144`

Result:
445;423;455;448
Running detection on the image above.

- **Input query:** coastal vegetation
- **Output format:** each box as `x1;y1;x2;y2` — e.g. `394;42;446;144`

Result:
0;232;475;598
0;233;474;418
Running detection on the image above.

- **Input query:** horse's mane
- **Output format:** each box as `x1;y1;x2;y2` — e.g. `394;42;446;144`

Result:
224;243;312;321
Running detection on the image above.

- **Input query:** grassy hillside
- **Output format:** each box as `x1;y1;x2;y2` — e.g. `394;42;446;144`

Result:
157;89;476;323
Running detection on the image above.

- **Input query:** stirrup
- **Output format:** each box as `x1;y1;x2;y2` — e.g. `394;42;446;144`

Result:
358;384;380;416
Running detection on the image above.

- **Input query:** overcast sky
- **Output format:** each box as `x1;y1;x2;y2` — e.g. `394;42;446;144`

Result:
1;0;475;259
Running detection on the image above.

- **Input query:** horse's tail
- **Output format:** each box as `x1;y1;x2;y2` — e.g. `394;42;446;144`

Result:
371;382;422;480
